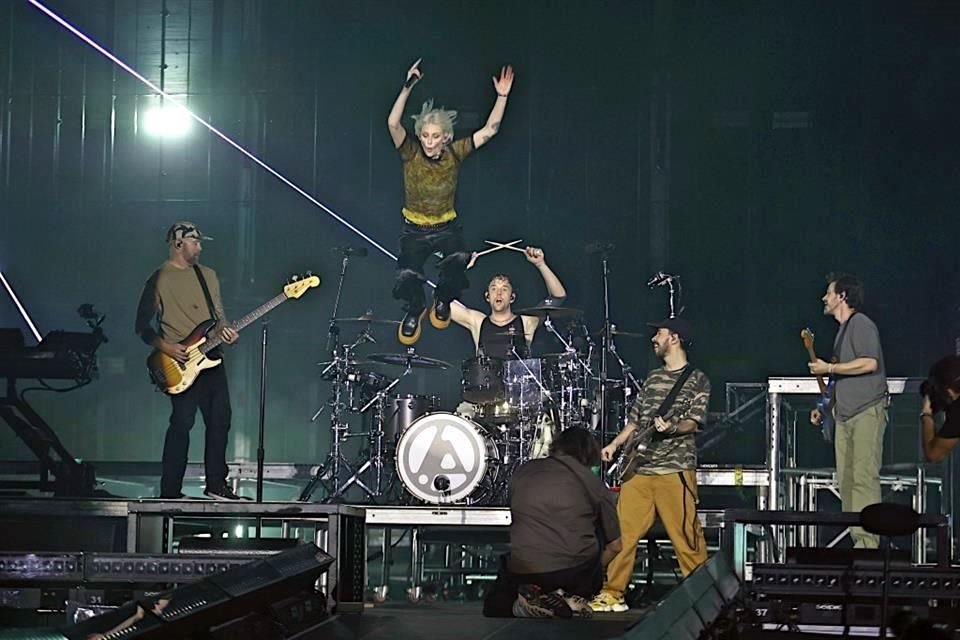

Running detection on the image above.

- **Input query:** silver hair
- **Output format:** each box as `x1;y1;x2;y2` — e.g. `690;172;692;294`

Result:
411;99;457;138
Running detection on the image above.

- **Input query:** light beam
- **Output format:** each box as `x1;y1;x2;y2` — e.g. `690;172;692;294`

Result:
27;0;398;263
0;270;43;343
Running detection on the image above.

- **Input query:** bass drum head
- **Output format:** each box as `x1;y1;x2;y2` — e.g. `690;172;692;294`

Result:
395;412;497;504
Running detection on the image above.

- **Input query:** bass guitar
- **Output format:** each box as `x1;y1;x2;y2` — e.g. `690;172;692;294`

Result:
800;327;835;443
147;275;320;394
608;397;692;485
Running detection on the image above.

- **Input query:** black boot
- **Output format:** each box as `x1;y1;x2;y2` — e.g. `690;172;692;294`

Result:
429;297;452;329
398;308;426;346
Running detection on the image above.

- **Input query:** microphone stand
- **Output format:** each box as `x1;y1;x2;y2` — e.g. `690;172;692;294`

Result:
301;250;353;502
326;253;350;354
256;323;268;506
599;250;613;460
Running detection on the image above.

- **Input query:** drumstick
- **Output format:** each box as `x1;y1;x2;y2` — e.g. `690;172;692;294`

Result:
484;239;523;251
467;239;523;269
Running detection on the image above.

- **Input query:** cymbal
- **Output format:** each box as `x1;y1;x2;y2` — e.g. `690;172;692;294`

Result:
515;299;583;319
591;328;646;339
333;312;400;325
316;359;374;367
367;352;451;369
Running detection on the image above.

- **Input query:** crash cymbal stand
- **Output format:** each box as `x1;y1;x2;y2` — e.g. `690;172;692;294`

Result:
338;370;408;502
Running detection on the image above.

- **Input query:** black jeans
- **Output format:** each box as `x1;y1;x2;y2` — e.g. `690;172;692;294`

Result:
393;221;469;314
482;554;604;617
160;363;232;497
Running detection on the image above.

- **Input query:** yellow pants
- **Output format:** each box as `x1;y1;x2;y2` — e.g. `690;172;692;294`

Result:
602;470;707;597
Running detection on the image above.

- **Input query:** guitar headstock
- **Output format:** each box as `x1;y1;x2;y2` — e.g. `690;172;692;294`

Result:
283;273;322;299
800;327;815;351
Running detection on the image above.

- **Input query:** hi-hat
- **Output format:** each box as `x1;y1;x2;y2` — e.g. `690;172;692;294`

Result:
515;299;583;319
333;312;400;325
368;352;451;369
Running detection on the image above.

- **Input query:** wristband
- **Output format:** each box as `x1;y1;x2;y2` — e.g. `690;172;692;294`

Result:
920;412;934;419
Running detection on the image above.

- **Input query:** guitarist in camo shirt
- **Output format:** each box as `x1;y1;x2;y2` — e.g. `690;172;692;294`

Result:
589;317;710;613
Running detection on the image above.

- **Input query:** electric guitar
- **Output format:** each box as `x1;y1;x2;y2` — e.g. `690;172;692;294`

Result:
147;275;320;394
608;397;693;485
800;327;835;443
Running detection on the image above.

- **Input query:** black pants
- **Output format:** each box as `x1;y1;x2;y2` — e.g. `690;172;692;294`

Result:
393;221;469;314
482;554;604;617
160;364;232;497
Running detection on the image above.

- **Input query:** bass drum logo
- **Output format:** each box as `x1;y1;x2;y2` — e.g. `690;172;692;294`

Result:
395;412;493;503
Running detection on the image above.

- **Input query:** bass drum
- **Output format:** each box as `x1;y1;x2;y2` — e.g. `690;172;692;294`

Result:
395;412;500;504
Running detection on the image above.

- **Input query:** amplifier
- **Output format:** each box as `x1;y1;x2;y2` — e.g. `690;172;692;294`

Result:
752;562;960;601
748;599;960;636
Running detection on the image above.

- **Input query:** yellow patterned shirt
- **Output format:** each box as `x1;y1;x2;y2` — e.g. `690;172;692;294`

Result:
398;135;474;225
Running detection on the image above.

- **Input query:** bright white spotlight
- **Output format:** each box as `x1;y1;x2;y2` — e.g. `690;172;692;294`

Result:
142;103;193;138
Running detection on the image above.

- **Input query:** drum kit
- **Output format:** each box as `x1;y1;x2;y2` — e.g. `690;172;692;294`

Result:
298;247;670;505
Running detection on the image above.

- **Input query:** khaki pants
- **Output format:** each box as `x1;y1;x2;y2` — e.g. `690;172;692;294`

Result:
835;401;888;549
601;470;707;597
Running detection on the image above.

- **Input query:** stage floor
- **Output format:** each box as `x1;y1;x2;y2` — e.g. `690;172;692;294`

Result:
317;601;641;640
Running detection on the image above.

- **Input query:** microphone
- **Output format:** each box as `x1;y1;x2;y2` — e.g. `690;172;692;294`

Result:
335;246;368;257
646;271;674;287
584;242;615;255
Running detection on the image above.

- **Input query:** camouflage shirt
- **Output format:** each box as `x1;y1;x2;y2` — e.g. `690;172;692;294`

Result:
627;366;711;474
399;135;475;225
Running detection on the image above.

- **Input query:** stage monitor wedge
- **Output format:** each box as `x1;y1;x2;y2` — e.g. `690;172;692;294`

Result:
60;543;333;640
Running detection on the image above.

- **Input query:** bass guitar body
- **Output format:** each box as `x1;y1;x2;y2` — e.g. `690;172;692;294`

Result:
147;320;222;395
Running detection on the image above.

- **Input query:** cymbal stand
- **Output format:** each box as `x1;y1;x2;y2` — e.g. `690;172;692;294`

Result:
607;335;643;394
542;316;594;376
507;345;556;467
339;369;409;502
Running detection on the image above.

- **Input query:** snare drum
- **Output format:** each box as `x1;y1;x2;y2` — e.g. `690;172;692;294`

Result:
461;356;505;404
382;394;438;445
395;412;500;504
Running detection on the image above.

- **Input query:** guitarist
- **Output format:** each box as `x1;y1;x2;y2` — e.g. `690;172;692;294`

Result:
135;222;242;500
589;317;710;613
808;273;887;549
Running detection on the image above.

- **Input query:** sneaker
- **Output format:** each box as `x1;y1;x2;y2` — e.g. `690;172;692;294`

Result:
203;485;249;501
589;591;629;613
158;493;189;500
512;593;553;618
556;590;594;618
398;308;426;346
512;584;573;619
429;298;451;330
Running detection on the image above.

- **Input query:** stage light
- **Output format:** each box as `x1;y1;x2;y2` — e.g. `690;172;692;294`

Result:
142;102;193;139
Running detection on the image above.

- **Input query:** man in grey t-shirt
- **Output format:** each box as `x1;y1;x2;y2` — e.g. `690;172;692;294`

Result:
808;273;887;548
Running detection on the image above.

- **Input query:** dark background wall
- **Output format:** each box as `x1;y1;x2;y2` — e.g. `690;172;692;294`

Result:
0;0;957;467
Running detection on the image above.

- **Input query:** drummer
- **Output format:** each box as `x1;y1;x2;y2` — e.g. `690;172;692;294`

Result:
450;246;567;357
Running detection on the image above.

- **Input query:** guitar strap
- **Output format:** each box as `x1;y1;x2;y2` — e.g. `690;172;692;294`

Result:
653;365;695;421
192;265;219;323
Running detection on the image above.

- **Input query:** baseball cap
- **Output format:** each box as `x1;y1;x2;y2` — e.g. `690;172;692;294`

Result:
166;221;213;243
646;316;693;343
